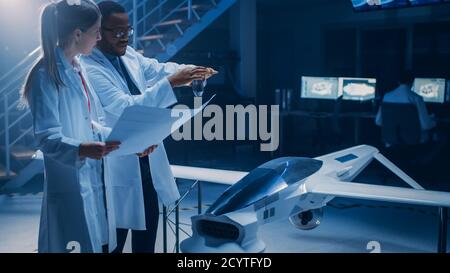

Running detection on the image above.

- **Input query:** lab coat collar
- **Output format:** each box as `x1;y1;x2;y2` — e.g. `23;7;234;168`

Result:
100;50;120;63
90;47;142;95
55;47;94;116
90;47;116;67
119;51;142;93
88;48;130;92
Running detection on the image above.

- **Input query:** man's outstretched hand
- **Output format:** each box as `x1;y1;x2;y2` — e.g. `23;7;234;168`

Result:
168;66;218;88
205;67;218;79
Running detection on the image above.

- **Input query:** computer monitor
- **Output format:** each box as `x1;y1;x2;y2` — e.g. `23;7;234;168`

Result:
338;77;376;101
446;80;450;103
413;78;447;103
351;0;408;11
409;0;442;6
352;0;448;12
301;76;340;100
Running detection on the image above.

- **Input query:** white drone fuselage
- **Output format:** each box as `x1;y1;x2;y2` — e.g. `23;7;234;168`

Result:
180;145;374;252
178;145;450;253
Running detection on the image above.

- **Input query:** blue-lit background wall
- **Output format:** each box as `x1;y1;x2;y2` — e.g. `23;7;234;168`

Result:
257;0;450;103
0;0;47;76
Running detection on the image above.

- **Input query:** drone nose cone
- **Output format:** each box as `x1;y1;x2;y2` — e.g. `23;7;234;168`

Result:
206;158;323;216
180;215;265;253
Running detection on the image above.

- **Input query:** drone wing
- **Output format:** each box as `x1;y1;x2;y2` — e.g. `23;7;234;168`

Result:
171;165;248;185
307;179;450;207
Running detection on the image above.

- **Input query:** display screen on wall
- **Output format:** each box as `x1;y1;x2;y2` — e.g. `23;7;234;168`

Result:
351;0;450;11
413;78;447;104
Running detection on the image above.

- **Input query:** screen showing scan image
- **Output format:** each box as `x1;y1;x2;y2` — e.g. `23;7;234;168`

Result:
351;0;446;11
409;0;441;6
413;78;446;103
351;0;408;11
301;76;340;100
339;77;376;101
446;80;450;103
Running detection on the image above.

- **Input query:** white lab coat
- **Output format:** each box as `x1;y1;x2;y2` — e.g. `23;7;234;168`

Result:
81;46;186;230
29;48;117;253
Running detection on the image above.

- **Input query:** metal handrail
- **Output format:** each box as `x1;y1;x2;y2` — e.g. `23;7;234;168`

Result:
135;0;171;27
135;0;205;45
0;0;133;135
162;179;203;253
0;61;36;97
0;109;29;135
3;94;11;177
139;0;190;43
188;0;192;20
1;0;212;179
0;0;130;93
0;47;40;86
11;127;33;147
0;1;129;117
0;0;145;178
7;101;20;113
0;96;23;120
6;110;29;132
0;0;191;97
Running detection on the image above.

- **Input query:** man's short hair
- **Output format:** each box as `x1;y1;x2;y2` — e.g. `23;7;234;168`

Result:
98;1;127;25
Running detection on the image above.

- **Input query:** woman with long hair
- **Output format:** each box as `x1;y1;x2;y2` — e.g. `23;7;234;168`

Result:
22;0;120;253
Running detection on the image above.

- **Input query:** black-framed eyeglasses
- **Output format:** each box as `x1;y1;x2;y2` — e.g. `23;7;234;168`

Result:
102;26;134;39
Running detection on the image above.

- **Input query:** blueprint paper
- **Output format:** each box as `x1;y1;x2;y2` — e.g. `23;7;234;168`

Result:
106;95;215;156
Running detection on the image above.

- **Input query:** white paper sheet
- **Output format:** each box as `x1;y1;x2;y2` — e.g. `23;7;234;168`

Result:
106;96;215;157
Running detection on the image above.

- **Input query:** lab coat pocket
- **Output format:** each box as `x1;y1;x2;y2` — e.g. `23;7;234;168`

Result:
43;192;92;253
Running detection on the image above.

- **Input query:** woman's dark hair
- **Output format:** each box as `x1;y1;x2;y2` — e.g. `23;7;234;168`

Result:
21;0;100;106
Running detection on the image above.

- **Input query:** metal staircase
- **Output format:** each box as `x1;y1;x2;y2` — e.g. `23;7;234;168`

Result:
0;0;237;191
133;0;237;61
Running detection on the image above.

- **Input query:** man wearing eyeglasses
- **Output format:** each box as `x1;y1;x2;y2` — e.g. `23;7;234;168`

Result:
81;1;217;253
